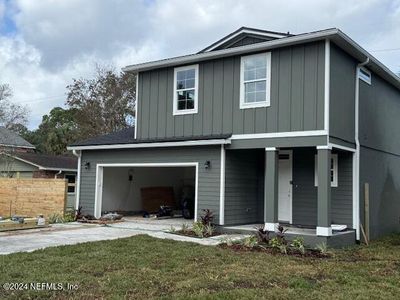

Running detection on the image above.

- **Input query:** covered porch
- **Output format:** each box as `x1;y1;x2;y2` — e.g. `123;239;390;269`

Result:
222;145;356;246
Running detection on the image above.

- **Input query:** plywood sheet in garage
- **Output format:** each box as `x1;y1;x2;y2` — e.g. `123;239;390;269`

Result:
141;187;175;213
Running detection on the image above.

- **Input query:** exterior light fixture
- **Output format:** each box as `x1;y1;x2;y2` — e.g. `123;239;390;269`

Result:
204;160;211;169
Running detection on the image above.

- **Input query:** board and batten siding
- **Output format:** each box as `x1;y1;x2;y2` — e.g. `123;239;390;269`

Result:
292;148;353;227
137;41;325;140
224;149;264;225
79;146;221;221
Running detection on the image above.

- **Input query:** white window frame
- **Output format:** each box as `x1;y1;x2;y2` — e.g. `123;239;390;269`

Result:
240;52;271;109
173;64;199;116
314;154;338;187
358;67;371;85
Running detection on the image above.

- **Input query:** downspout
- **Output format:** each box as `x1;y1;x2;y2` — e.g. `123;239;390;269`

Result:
72;149;82;210
354;57;369;241
54;170;62;179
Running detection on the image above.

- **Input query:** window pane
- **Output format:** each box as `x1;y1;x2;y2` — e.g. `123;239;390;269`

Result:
178;100;186;110
245;82;256;93
256;67;266;79
244;70;256;81
65;175;75;184
177;71;185;81
68;186;75;193
186;79;195;89
244;55;266;71
177;80;185;89
187;100;194;109
255;80;266;92
187;90;195;100
186;69;195;79
245;92;256;103
177;91;186;100
255;91;266;102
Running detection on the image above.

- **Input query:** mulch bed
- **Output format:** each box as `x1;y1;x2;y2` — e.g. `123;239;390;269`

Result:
219;243;331;258
171;230;222;239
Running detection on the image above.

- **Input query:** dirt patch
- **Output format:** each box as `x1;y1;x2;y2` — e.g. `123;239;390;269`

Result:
171;230;221;239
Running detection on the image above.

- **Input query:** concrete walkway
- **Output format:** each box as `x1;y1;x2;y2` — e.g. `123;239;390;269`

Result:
0;220;246;255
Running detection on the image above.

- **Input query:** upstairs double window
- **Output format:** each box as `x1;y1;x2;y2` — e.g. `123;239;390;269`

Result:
173;65;199;115
240;52;271;109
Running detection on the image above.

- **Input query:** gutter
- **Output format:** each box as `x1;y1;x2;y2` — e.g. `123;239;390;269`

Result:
354;57;370;241
54;170;62;179
72;150;81;211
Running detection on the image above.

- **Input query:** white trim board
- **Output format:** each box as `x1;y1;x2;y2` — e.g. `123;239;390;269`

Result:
94;162;199;220
68;138;231;151
219;145;226;225
324;39;330;136
134;73;139;139
231;130;327;140
278;150;293;224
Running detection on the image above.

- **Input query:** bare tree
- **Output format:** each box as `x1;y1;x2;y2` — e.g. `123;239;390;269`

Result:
0;84;29;129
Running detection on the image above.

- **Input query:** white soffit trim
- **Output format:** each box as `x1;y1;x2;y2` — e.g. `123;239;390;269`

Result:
67;138;231;151
231;130;327;140
329;143;356;152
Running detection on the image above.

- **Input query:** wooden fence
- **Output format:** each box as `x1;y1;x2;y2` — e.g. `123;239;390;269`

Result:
0;178;67;218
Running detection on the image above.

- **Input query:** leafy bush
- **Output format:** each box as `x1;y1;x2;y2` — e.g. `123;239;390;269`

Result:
204;224;215;237
181;223;190;234
255;225;271;243
243;235;258;248
269;237;283;249
200;209;214;226
63;211;75;223
316;242;328;254
48;213;64;224
192;222;205;238
291;237;305;255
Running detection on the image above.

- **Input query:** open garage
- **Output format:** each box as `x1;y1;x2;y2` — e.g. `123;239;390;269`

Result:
94;163;198;221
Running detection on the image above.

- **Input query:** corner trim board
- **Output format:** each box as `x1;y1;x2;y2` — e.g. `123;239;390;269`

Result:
219;145;226;225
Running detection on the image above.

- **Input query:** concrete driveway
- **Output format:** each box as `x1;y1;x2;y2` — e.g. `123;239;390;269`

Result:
0;218;243;255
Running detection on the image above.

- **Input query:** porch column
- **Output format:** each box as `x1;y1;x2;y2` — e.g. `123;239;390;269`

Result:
316;146;332;236
264;147;279;231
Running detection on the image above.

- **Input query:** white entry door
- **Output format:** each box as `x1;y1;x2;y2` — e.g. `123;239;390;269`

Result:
278;150;292;223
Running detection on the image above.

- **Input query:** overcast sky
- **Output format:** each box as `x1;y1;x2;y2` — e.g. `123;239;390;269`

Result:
0;0;399;129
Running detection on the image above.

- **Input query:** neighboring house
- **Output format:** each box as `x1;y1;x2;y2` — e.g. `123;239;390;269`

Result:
0;127;78;208
68;27;400;245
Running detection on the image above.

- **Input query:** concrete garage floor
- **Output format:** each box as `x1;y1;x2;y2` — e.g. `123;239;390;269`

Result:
0;218;246;255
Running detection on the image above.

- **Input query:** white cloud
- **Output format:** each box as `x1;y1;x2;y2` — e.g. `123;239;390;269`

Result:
0;0;399;129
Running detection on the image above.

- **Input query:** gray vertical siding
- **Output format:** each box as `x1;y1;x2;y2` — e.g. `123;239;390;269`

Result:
359;71;400;239
137;41;325;140
329;43;356;143
293;148;353;227
79;146;221;221
224;149;264;225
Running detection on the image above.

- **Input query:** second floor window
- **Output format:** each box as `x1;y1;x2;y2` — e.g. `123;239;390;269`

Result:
240;52;271;109
173;64;199;115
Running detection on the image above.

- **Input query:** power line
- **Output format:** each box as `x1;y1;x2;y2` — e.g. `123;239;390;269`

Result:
370;47;400;53
13;94;66;104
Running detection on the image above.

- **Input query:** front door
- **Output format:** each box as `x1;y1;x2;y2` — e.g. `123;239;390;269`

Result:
278;150;292;223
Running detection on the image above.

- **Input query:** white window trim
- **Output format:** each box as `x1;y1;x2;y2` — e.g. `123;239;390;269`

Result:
240;52;271;109
314;153;338;187
358;67;371;85
173;64;199;116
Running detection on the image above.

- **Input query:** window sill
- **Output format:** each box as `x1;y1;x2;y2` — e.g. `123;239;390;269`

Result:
240;101;270;109
173;109;198;116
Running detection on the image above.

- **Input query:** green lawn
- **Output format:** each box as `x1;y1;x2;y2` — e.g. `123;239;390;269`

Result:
1;234;400;299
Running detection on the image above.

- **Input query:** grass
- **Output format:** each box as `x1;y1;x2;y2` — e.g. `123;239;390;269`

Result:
0;234;400;299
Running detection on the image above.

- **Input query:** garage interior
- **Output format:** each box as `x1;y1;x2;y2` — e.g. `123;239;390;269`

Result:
101;166;196;220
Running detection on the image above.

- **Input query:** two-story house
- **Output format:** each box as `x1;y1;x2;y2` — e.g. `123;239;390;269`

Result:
68;27;400;246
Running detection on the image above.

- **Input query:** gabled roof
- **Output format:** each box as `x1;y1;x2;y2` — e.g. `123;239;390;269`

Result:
122;28;400;92
0;127;35;149
199;27;293;53
9;152;77;172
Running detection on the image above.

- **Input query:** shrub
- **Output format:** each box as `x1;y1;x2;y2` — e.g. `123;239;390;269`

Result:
48;213;64;224
204;224;215;237
255;225;271;243
316;242;329;255
243;235;258;248
291;237;305;255
181;223;190;234
169;225;176;233
200;209;214;226
63;210;75;223
192;222;205;238
269;237;283;249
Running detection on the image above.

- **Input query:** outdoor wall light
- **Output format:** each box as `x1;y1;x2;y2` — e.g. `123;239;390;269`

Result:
84;161;91;170
204;160;211;170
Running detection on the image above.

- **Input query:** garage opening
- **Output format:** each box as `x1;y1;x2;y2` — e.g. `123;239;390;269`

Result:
95;164;197;221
